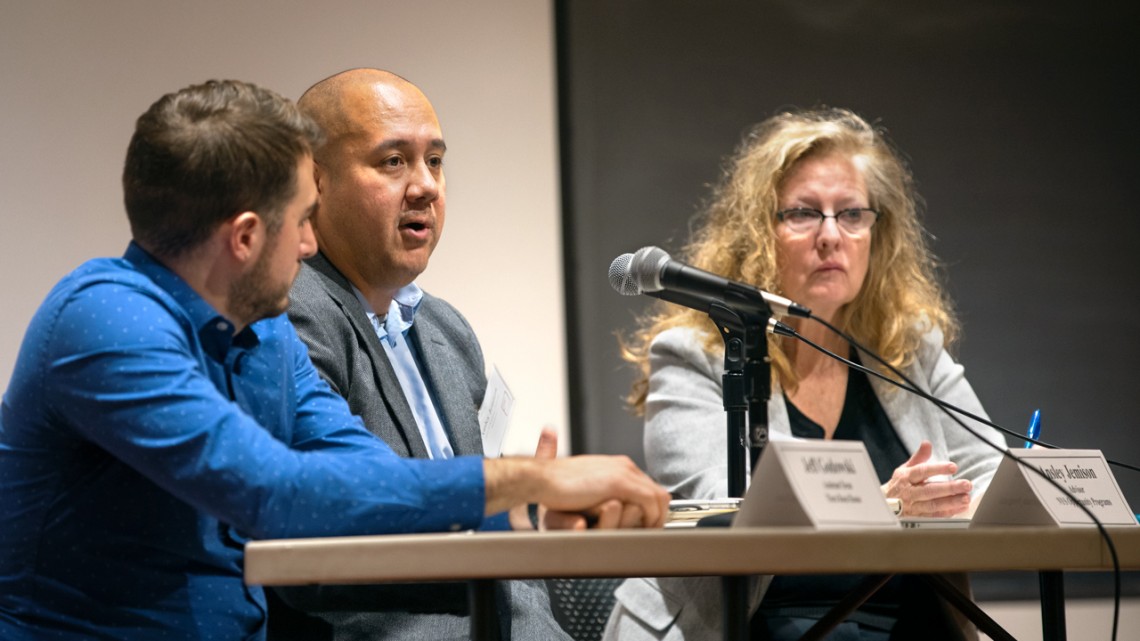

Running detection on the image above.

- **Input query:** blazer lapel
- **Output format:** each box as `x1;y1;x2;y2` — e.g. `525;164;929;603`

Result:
867;366;949;460
410;320;484;457
305;253;429;459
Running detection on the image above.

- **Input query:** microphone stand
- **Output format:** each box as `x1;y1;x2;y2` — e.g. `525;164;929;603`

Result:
745;319;772;477
637;280;780;641
710;301;750;499
639;286;773;496
707;301;772;498
707;300;771;641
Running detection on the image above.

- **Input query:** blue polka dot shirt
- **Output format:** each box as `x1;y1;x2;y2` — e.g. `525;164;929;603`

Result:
0;243;486;640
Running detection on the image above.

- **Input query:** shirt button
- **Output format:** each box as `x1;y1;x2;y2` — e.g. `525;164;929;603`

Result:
215;321;228;332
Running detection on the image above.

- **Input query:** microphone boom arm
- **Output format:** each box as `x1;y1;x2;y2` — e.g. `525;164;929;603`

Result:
706;301;771;498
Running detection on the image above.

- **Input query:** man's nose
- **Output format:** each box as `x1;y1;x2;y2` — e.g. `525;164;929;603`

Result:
406;161;440;202
299;219;317;259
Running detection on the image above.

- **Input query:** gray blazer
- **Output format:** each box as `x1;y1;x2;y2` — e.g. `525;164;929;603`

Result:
603;325;1005;641
271;252;569;641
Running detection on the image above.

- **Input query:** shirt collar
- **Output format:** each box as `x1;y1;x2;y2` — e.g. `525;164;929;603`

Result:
352;282;424;347
123;241;258;359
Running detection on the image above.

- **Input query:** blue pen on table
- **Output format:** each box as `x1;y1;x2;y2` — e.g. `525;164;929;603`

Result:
1024;409;1041;448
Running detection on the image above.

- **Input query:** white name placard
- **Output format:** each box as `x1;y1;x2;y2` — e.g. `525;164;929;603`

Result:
734;440;899;529
972;449;1136;527
477;365;514;458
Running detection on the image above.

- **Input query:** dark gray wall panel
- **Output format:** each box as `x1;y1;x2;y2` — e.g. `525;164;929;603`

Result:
557;0;1140;522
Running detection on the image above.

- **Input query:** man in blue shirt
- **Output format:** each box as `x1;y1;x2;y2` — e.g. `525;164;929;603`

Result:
0;79;669;641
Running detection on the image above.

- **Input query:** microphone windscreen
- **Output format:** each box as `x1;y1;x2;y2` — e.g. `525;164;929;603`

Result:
608;253;639;295
630;246;670;292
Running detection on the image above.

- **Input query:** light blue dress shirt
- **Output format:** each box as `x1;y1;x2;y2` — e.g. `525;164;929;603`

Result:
354;283;455;460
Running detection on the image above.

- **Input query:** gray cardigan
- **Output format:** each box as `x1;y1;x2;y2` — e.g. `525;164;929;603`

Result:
603;325;1005;641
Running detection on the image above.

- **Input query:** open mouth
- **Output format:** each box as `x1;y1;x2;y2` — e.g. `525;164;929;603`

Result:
402;221;427;232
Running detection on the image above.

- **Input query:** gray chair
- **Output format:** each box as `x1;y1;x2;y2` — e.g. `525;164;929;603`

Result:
545;578;624;641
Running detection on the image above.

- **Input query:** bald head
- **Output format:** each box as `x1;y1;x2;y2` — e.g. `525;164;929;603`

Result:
296;68;448;310
298;69;434;167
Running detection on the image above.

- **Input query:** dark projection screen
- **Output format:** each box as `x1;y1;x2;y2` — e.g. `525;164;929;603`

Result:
557;1;1139;597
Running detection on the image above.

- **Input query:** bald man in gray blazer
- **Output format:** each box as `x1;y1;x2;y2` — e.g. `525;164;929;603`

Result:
268;68;571;641
277;251;567;641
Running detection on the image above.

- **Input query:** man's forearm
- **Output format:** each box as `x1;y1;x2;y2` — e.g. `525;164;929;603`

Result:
484;458;545;516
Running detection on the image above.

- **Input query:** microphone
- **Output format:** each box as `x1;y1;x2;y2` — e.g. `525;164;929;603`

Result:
608;247;811;318
647;289;795;337
609;253;795;336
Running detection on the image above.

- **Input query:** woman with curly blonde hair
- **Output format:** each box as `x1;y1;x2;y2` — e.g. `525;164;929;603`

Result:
605;108;1004;641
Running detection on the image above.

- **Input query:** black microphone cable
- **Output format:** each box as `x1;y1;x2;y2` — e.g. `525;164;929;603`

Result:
779;314;1125;641
803;316;1140;475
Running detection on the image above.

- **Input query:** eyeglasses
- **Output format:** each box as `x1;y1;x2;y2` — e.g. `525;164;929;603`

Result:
775;207;879;234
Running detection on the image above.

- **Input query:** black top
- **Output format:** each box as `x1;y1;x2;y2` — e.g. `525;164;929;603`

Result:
785;359;909;483
755;360;909;632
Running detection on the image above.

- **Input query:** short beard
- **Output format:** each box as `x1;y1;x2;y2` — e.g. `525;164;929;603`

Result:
229;234;290;326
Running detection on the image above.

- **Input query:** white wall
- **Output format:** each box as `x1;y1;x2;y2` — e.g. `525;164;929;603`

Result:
0;0;567;455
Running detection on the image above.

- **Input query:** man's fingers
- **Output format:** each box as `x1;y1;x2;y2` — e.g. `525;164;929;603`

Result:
507;503;534;530
591;500;623;529
583;455;668;528
532;454;669;528
645;485;670;528
534;427;558;460
618;504;645;529
617;463;669;528
542;509;587;531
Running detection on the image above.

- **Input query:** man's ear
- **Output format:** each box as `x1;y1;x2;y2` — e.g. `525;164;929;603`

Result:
309;162;326;234
312;161;325;195
227;211;264;263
